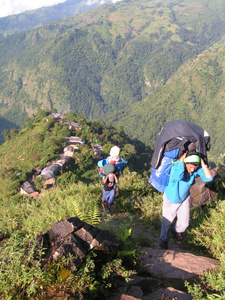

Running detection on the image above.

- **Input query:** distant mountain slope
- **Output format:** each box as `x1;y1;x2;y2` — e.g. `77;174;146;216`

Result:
115;38;225;156
0;0;120;38
0;0;224;156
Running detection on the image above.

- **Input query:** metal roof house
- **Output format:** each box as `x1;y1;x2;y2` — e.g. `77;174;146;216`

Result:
65;136;85;149
20;181;40;198
70;122;83;130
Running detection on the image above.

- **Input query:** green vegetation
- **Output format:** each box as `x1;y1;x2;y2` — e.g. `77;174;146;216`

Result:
0;109;150;199
0;0;109;39
0;110;224;299
185;198;225;299
0;0;225;157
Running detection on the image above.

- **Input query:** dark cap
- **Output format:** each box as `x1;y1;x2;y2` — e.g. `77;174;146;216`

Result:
103;163;115;175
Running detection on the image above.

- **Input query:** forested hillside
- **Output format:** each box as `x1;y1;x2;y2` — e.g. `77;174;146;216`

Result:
0;0;225;157
0;0;118;38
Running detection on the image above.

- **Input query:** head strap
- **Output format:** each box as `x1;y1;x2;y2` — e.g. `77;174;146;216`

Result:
184;155;200;164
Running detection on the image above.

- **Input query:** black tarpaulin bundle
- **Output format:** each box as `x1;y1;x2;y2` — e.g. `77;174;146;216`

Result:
151;120;210;169
149;120;211;193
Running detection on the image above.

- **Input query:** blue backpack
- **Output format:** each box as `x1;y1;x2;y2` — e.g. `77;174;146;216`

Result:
97;157;127;178
149;149;179;193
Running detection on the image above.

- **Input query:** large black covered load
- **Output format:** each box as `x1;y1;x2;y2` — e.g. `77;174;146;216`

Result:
149;120;211;193
151;120;210;169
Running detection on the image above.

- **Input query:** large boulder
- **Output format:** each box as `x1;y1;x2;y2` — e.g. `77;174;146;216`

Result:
32;217;122;271
190;168;218;208
140;247;220;282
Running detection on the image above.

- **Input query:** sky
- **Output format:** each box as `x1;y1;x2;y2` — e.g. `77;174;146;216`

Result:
0;0;67;18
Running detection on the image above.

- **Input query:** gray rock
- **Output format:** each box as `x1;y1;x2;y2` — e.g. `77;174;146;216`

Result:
74;223;101;244
127;275;162;294
33;216;122;271
141;247;220;280
127;286;143;298
143;287;192;300
190;169;218;208
91;230;122;254
107;294;142;300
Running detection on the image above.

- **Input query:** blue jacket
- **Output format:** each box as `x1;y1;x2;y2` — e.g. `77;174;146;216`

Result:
165;162;213;204
97;157;127;178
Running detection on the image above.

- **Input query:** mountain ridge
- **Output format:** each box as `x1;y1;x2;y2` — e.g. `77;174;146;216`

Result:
0;0;121;38
0;0;224;157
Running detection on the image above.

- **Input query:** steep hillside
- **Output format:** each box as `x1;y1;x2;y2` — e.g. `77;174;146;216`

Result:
0;109;224;299
0;0;225;156
0;0;119;38
116;38;225;156
0;109;150;198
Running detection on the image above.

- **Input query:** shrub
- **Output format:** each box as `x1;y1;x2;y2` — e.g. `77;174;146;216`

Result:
186;199;225;299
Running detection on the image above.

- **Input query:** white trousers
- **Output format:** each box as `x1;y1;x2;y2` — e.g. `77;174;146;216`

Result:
160;192;191;242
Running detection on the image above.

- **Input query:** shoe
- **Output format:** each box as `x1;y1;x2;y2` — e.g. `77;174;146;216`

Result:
171;228;183;244
102;199;105;204
108;203;114;209
159;240;168;250
175;232;183;244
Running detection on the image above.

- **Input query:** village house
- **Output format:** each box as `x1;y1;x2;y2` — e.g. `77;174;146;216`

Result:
20;181;40;199
69;122;83;131
50;114;82;131
60;119;71;126
56;155;73;171
65;136;85;150
51;113;63;121
40;163;61;189
63;146;75;157
41;174;56;189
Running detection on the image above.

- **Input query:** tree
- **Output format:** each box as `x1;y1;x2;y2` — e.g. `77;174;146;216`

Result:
10;128;18;139
121;143;137;160
3;129;10;141
102;142;114;157
79;146;94;170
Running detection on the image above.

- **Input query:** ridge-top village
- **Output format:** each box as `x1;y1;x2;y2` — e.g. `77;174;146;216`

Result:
20;113;103;198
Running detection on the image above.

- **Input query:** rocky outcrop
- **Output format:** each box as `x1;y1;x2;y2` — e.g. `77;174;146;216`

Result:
140;247;220;281
106;246;220;300
107;287;193;300
32;217;122;271
27;215;221;300
190;168;218;207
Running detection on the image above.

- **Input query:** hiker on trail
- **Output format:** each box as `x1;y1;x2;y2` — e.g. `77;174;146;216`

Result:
98;145;127;208
98;145;127;178
102;169;118;209
159;150;213;250
107;146;127;178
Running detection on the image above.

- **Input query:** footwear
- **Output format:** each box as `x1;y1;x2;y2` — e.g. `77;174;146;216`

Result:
171;228;183;244
102;199;105;204
159;240;168;250
108;203;113;209
175;232;183;244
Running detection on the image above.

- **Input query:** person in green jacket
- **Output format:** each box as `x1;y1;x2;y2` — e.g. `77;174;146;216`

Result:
160;151;213;249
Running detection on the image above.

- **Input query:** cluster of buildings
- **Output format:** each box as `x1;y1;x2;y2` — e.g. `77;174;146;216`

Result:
50;113;83;131
20;114;103;199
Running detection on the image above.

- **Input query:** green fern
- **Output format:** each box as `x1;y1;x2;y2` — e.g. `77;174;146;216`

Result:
86;201;101;226
71;194;101;226
72;197;84;220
